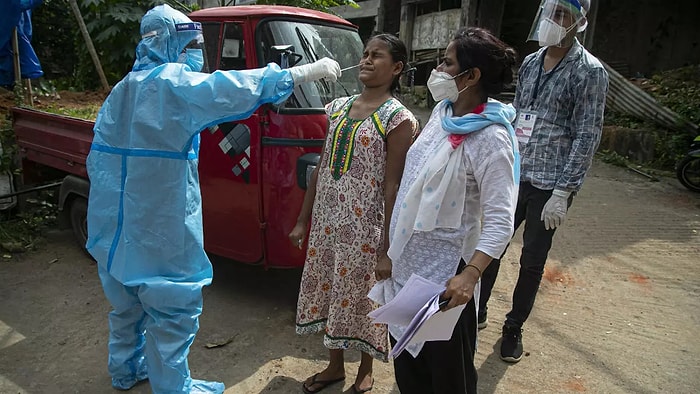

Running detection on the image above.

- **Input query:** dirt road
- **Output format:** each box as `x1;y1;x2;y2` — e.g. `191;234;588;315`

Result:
1;158;699;394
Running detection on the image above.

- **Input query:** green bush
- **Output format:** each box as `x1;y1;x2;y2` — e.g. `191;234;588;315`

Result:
0;116;15;173
32;1;198;90
604;65;699;170
649;65;700;126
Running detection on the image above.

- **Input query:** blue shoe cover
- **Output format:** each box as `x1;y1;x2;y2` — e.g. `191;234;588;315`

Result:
112;369;148;390
190;379;225;393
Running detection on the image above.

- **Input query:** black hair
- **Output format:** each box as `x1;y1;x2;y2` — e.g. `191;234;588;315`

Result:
451;27;518;101
366;33;409;97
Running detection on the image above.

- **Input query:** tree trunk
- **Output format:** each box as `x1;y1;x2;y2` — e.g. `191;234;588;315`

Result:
68;0;110;91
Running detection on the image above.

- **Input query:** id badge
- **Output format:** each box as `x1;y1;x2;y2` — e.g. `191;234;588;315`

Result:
515;111;537;144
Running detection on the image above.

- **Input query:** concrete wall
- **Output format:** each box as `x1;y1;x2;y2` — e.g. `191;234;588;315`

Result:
331;0;379;19
487;0;700;75
330;0;380;43
599;126;657;163
592;0;700;76
412;9;462;51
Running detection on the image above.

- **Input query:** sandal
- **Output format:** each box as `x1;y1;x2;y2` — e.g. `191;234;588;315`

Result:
351;378;374;394
301;372;345;394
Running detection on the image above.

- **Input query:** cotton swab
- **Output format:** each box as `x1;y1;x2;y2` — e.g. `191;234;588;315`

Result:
341;64;361;72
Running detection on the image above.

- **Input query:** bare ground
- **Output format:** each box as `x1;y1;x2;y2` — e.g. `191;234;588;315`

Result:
1;93;699;393
1;158;698;394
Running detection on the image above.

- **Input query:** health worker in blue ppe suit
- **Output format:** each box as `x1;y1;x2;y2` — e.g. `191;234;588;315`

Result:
86;4;340;394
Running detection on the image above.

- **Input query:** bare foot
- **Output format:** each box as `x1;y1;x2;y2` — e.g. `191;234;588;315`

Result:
352;373;374;393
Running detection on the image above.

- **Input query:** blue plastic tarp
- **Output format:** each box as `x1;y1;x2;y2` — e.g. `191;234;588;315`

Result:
0;0;44;87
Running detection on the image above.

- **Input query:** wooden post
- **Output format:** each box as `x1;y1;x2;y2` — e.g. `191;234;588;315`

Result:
11;28;33;105
375;0;385;33
582;0;600;50
399;3;415;55
460;0;478;28
68;0;110;91
478;0;507;37
11;29;21;91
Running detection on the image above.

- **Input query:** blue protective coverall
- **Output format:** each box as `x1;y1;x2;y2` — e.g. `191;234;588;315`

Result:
86;5;296;393
0;0;44;87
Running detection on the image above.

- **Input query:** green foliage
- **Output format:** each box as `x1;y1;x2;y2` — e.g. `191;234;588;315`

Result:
0;194;59;255
604;65;699;171
649;129;693;169
634;65;699;168
75;0;199;88
255;0;359;13
32;1;79;85
31;0;356;89
597;150;630;167
41;104;102;120
0;116;15;173
33;1;199;90
604;110;695;171
648;65;700;126
604;109;644;129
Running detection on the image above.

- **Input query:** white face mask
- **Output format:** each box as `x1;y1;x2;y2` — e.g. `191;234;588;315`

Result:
427;69;470;103
537;18;577;47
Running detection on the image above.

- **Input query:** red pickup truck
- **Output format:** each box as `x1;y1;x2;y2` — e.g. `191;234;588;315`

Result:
11;5;364;268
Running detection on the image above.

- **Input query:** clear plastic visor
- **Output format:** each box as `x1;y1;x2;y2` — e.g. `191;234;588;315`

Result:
527;0;587;43
182;34;204;51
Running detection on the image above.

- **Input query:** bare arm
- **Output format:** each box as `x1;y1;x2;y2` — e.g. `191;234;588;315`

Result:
442;250;492;309
288;137;327;248
375;119;414;279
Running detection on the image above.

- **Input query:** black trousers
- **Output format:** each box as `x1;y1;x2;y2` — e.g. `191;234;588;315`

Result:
392;260;478;394
479;182;573;328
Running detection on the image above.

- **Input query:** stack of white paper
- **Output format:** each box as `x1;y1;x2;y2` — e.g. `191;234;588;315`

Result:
368;274;466;358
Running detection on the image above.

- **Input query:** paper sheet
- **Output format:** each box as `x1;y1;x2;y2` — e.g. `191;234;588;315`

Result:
367;274;444;327
366;273;467;358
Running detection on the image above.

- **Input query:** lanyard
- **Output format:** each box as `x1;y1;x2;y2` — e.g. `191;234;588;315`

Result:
529;52;565;108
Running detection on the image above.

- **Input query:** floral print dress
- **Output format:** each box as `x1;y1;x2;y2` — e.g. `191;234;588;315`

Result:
296;95;417;361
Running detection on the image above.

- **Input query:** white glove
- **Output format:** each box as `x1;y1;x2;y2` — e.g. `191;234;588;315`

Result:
540;189;571;230
288;57;341;84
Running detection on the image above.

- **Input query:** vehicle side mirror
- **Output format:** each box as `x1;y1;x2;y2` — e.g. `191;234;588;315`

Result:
296;153;320;190
270;45;302;69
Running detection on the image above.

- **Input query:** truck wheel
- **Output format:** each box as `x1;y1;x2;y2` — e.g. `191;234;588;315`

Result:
69;197;92;258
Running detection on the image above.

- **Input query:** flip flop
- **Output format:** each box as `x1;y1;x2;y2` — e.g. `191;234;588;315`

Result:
351;378;374;394
301;372;346;394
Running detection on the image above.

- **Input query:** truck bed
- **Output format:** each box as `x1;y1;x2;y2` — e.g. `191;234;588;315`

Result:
12;107;95;178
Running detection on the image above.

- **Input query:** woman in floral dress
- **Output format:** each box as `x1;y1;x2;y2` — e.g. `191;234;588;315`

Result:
288;34;417;394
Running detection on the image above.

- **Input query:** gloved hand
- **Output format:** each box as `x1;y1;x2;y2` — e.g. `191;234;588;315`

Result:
288;57;341;84
540;189;571;230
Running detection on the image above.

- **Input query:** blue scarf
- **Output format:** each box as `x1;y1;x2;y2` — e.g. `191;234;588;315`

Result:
440;100;520;184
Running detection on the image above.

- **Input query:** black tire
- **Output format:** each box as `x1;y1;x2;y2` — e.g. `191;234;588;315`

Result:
676;156;700;192
69;197;92;258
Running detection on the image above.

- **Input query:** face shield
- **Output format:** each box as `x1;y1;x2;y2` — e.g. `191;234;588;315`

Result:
175;23;207;72
527;0;588;48
133;5;208;72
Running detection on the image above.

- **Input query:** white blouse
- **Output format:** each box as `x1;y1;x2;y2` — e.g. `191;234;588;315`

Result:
383;105;517;356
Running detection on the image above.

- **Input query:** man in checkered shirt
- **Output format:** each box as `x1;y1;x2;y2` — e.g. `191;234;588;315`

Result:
478;0;609;363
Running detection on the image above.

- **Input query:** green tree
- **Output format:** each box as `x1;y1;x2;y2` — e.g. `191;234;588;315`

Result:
219;1;358;13
76;0;198;87
33;0;198;90
32;0;357;89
